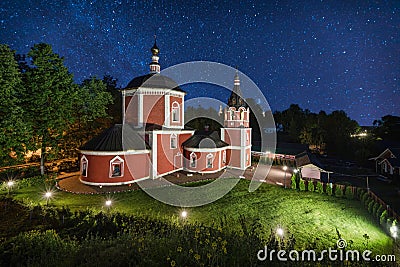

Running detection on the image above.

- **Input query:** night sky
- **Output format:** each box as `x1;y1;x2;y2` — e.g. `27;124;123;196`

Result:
1;0;399;125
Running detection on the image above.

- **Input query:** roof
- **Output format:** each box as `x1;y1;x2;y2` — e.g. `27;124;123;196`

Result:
80;124;150;151
143;123;194;132
295;151;331;172
182;130;229;149
125;73;185;93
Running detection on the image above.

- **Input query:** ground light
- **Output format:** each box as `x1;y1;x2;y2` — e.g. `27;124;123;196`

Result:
105;200;112;207
181;210;188;218
44;191;53;206
6;180;15;195
276;227;284;237
390;225;398;239
283;166;288;188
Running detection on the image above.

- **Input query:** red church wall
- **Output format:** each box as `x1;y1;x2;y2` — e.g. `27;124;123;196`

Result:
143;95;165;126
230;150;241;168
183;150;226;173
124;95;138;125
157;133;181;176
224;129;241;146
80;153;150;185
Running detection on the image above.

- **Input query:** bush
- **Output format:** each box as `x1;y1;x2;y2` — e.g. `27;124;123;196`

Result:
326;184;333;196
307;180;314;192
316;182;323;194
376;206;384;220
299;179;306;191
380;210;388;226
291;174;297;190
345;186;354;200
372;202;380;219
361;191;369;204
334;186;343;198
367;200;375;214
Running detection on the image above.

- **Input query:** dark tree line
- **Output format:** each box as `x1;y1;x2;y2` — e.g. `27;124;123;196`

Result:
0;43;120;172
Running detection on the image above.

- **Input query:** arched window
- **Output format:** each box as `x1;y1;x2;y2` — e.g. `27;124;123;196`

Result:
109;156;124;178
172;102;180;122
222;150;226;164
190;152;197;168
170;133;177;149
229;107;235;120
81;155;88;177
239;107;245;120
206;153;214;168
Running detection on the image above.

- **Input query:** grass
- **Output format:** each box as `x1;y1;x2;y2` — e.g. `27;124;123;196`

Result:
5;179;394;254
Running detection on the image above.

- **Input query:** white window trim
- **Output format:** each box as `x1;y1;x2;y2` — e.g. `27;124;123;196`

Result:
190;152;197;168
171;101;180;122
109;156;124;178
81;155;88;177
206;153;214;168
170;133;178;149
222;150;226;164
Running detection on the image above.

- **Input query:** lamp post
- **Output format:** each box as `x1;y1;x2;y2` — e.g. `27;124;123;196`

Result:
283;166;288;188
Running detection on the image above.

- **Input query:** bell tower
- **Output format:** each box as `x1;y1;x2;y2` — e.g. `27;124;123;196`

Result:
221;68;252;170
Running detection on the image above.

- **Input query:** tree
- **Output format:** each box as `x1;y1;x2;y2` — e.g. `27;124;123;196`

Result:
373;115;400;141
0;44;29;164
67;77;113;150
103;75;121;124
23;43;79;175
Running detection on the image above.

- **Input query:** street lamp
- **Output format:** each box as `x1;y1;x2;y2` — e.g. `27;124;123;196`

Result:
283;166;288;188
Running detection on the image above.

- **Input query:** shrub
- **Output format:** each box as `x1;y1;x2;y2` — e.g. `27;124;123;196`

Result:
307;180;314;192
334;186;343;198
326;184;333;196
380;210;388;226
316;182;324;194
299;179;306;191
376;206;384;220
291;174;297;190
363;196;373;208
361;191;369;204
372;202;380;219
367;200;375;214
345;186;354;200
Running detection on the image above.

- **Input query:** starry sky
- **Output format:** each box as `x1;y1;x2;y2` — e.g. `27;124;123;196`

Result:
1;0;399;125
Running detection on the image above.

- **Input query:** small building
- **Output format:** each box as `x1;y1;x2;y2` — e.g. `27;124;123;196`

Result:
295;151;333;182
370;148;400;178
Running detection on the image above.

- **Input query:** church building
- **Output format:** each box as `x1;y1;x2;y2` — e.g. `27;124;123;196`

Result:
79;40;252;186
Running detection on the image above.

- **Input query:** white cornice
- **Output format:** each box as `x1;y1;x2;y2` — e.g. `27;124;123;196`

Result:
80;150;150;156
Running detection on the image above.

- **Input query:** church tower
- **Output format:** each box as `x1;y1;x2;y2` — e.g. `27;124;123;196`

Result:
221;69;252;170
149;36;160;73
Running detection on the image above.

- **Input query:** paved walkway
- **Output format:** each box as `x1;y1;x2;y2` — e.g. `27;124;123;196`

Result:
57;165;289;194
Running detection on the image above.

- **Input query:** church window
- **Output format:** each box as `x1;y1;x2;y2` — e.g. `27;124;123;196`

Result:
172;102;180;122
170;133;177;149
109;156;124;178
81;155;88;177
206;153;214;168
190;152;197;168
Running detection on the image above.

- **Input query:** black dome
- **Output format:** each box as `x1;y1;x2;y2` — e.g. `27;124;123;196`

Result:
80;124;150;151
125;73;185;92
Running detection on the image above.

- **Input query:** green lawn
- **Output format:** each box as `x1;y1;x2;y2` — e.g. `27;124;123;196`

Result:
6;179;394;254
